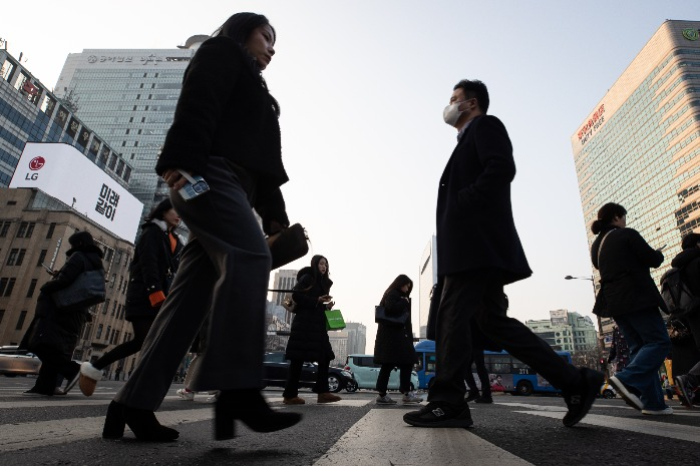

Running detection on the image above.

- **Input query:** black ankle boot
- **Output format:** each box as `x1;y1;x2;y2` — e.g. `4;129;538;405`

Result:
214;389;301;440
102;401;179;441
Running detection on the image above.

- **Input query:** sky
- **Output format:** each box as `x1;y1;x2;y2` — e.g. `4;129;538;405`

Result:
3;0;699;352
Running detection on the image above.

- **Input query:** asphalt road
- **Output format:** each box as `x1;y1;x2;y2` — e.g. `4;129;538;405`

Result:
1;377;699;465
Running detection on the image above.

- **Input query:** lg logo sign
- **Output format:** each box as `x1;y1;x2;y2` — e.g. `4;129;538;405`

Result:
26;156;45;180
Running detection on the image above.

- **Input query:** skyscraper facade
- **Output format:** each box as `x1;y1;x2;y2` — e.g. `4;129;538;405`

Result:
53;36;207;214
0;49;131;188
571;20;700;344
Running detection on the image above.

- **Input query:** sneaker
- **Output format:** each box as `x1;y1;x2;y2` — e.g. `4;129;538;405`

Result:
464;392;479;403
402;392;424;404
283;396;306;405
176;388;195;401
474;396;493;404
317;392;342;403
642;407;674;415
53;387;67;396
205;391;220;403
22;389;50;397
608;375;643;411
376;394;397;405
562;367;605;427
403;401;473;428
675;375;696;408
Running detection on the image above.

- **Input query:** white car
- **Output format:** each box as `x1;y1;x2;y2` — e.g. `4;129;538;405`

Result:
0;346;41;377
345;354;419;391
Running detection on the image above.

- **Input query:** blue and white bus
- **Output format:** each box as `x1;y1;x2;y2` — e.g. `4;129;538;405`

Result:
413;340;572;396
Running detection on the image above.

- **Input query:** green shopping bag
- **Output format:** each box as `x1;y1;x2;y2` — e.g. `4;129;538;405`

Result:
325;309;346;331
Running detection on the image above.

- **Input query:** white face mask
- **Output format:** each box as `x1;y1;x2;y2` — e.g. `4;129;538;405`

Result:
443;101;466;127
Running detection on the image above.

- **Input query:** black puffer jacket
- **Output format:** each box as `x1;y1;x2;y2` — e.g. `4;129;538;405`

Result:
125;220;183;321
671;248;700;296
284;267;334;362
374;289;416;366
591;225;666;317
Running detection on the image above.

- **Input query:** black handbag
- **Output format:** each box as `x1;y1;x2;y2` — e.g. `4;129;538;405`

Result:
52;269;106;309
267;224;309;270
375;305;408;327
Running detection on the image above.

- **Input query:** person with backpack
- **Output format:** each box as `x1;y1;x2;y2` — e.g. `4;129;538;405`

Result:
667;233;700;407
591;202;672;415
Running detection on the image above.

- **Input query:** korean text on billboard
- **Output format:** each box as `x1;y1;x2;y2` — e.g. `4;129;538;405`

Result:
95;184;120;221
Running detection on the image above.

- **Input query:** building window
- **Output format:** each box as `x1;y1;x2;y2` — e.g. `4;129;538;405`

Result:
105;326;111;341
16;310;27;330
26;279;38;298
102;299;110;315
15;249;26;266
46;223;56;239
0;221;11;237
3;278;16;297
96;324;103;339
0;309;4;325
6;249;18;266
25;223;35;238
37;249;48;267
16;222;27;237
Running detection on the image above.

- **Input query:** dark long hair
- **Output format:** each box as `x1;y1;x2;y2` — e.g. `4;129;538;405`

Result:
308;254;331;293
212;12;280;117
146;198;174;223
591;202;627;234
681;232;700;250
382;274;413;302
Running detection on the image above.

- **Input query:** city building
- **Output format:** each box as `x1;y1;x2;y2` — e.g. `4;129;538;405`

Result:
329;330;349;367
0;49;132;188
0;187;135;377
418;236;437;339
344;321;367;356
53;37;206;214
571;20;700;347
525;310;598;353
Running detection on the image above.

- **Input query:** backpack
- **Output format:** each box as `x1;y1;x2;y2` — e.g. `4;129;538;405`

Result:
660;267;700;318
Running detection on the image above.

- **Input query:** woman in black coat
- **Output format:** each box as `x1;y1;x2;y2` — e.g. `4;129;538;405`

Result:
373;275;422;405
283;255;341;405
106;13;299;442
20;231;104;396
591;202;671;415
78;199;183;396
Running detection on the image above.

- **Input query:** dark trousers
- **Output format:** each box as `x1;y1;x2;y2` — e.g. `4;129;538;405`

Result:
429;270;580;405
465;350;491;398
685;310;700;381
283;359;330;398
93;317;153;370
115;158;271;411
32;345;80;395
376;363;413;395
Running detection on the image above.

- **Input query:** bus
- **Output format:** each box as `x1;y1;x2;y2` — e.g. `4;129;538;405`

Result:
413;340;572;396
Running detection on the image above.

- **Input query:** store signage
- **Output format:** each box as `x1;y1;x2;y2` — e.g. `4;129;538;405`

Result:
577;104;605;145
87;54;167;65
682;28;699;41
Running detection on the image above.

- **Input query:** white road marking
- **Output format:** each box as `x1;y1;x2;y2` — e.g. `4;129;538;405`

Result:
313;409;534;466
516;411;700;443
496;402;633;411
0;408;213;452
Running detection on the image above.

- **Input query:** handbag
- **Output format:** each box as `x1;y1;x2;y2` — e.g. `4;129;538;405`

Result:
268;288;298;313
325;309;346;331
375;305;408;327
52;268;107;309
267;224;309;270
592;230;614;317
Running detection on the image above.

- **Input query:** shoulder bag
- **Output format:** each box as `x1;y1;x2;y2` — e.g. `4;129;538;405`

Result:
375;305;409;327
267;224;309;270
52;255;107;310
592;230;614;317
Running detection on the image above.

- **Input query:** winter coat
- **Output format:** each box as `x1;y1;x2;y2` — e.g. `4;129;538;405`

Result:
284;267;334;362
671;248;700;297
374;289;417;366
436;114;531;284
125;220;184;321
155;36;288;234
20;248;104;354
591;225;667;317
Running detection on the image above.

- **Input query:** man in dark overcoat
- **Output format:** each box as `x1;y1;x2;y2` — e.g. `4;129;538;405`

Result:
404;79;603;429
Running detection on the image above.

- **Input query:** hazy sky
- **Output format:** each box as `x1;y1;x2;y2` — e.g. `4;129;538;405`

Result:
3;1;698;351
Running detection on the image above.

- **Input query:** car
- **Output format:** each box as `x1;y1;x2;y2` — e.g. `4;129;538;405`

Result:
600;382;616;399
0;346;42;377
345;354;419;391
262;352;356;393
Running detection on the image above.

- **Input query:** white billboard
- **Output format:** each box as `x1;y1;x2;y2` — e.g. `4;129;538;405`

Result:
9;143;142;242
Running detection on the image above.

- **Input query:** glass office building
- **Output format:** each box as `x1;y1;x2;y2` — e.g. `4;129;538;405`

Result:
571;20;700;344
0;50;131;188
54;36;206;214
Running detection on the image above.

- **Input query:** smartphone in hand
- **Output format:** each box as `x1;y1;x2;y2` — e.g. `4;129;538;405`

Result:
177;170;210;201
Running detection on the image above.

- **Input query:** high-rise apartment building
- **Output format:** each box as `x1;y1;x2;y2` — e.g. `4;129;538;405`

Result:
53;36;207;214
418;236;437;339
0;49;131;188
571;20;700;345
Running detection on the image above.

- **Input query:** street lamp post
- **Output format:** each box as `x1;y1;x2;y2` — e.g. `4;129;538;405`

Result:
564;275;607;364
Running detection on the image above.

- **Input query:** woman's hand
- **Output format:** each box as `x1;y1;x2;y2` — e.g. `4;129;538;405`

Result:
318;295;332;304
325;301;335;310
162;169;190;191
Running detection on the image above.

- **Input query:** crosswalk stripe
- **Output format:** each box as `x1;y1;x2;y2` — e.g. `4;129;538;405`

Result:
0;408;213;453
313;409;534;466
496;402;633;411
515;411;700;443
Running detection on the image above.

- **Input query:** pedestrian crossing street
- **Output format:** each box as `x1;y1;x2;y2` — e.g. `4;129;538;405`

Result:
1;393;699;464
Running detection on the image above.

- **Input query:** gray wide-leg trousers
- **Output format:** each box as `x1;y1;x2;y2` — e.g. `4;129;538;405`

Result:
115;157;271;411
